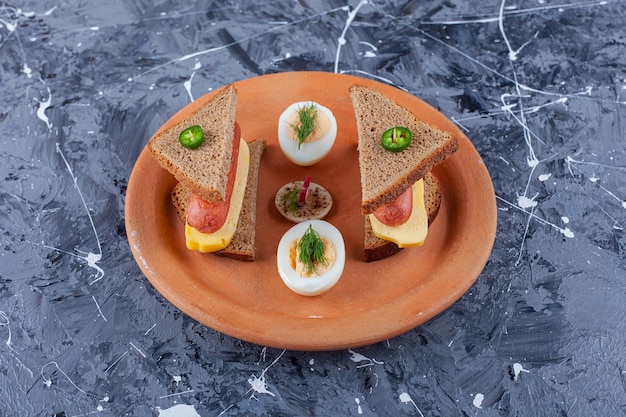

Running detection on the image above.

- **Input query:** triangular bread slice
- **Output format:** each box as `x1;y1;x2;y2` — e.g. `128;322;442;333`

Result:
364;173;441;262
148;84;238;203
171;139;266;261
349;84;458;214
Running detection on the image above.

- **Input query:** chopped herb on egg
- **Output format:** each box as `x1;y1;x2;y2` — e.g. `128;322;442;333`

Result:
297;225;327;275
290;103;317;149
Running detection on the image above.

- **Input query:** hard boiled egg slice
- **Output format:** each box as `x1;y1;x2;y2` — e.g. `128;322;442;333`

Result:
277;101;337;166
277;220;345;296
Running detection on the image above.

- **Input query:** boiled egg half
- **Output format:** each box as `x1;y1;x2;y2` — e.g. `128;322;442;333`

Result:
277;220;345;296
277;101;337;166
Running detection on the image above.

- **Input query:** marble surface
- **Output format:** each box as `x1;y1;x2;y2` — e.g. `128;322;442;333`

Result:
1;0;625;416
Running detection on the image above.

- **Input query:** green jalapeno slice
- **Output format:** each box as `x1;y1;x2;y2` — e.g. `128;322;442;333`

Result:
179;125;205;149
381;126;412;152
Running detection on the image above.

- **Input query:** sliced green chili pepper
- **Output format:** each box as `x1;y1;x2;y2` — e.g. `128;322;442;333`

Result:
381;126;412;152
179;125;205;149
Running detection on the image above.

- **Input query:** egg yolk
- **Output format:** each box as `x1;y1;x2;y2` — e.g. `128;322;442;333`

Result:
289;238;337;278
286;108;330;144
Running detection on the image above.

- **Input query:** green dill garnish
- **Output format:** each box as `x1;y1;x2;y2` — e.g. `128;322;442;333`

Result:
297;225;327;275
290;103;317;149
284;189;300;213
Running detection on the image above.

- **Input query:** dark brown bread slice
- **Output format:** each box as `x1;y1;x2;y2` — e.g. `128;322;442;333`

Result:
171;139;266;261
170;182;188;221
349;84;458;214
148;84;237;203
364;173;441;262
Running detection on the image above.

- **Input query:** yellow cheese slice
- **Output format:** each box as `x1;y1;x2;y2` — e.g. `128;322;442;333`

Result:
185;139;250;252
369;179;427;248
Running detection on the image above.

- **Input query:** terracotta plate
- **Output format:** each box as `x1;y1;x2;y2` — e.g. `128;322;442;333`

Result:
125;72;497;351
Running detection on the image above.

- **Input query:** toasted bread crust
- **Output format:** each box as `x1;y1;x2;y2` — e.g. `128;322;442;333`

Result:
363;173;442;262
148;84;238;203
171;139;266;261
349;84;458;214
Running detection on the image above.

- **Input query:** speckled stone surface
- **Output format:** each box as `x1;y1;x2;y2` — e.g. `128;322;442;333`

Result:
1;1;625;416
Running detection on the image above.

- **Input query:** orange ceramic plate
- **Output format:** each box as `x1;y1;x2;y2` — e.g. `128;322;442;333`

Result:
125;72;496;351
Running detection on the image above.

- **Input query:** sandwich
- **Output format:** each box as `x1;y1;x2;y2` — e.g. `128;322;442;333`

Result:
147;84;265;261
349;85;459;262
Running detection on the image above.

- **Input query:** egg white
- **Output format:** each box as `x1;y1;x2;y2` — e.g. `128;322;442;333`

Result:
277;220;346;296
277;101;338;166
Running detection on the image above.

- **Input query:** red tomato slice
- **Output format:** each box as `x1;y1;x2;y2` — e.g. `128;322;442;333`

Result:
187;123;241;233
372;187;412;227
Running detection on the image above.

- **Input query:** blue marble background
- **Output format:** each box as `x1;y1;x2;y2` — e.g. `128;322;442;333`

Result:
1;0;624;416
